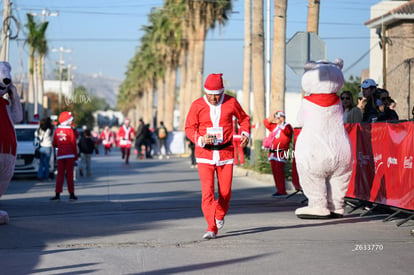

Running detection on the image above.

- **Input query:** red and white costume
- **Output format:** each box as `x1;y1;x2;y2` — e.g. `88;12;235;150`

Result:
185;73;250;236
52;112;78;195
117;121;135;164
264;115;293;195
232;117;245;165
100;127;114;155
0;61;23;224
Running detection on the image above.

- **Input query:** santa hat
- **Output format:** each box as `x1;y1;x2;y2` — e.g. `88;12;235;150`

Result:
204;73;224;94
58;111;73;125
274;111;285;118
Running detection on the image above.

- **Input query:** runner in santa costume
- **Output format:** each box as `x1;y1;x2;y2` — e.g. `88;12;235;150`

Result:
51;111;78;201
117;118;136;164
100;126;114;155
185;73;250;239
263;111;293;196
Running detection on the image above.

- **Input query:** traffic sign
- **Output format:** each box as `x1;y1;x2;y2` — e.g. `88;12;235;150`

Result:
286;31;326;75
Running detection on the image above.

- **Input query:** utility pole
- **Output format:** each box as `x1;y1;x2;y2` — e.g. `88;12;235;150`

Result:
0;0;11;61
307;0;320;34
52;47;72;113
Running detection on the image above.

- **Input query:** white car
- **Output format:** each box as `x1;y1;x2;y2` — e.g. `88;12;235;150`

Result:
14;124;56;178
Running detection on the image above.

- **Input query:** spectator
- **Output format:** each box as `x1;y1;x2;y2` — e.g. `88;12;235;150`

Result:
232;117;245;166
144;124;154;159
78;129;95;177
156;121;169;159
51;111;78;201
263;111;293;197
340;90;362;123
377;89;399;121
134;118;147;159
360;78;380;122
35;117;54;180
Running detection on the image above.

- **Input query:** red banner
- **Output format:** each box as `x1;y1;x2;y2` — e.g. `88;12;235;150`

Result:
293;121;414;211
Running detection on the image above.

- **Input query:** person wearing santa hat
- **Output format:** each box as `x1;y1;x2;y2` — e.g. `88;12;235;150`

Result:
117;118;136;164
185;73;250;240
51;111;78;201
263;111;293;197
100;126;114;155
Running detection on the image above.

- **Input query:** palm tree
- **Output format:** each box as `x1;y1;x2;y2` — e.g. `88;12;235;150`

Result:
251;0;266;162
271;0;287;113
36;21;49;117
183;0;233;109
243;0;252;115
24;14;48;119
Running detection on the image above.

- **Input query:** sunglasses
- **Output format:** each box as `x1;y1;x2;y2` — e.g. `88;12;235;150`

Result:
341;97;351;100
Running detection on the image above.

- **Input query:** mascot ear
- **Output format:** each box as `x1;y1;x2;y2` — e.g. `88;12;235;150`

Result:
304;61;317;72
0;61;12;72
333;58;344;70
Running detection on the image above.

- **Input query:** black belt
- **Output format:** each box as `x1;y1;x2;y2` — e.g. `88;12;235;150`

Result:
204;141;232;151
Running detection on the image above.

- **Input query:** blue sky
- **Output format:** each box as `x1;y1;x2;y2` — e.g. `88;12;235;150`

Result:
6;0;380;92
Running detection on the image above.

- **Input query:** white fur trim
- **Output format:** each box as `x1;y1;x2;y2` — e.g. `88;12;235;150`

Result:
204;88;224;95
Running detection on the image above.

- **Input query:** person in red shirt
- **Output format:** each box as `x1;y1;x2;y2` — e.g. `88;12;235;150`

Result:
51;111;78;201
263;111;293;197
117;118;136;164
185;73;250;240
232;117;245;166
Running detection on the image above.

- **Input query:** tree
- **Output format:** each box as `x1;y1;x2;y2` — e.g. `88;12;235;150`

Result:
342;75;362;103
243;0;252;115
24;14;48;118
251;0;266;163
271;0;287;113
48;86;109;130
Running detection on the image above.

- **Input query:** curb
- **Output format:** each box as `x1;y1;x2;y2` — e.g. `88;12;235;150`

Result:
233;165;296;191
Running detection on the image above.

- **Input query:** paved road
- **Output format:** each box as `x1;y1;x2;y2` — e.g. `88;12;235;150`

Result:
1;149;413;275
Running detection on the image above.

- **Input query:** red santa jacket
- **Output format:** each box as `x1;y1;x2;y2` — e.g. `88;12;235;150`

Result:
117;125;136;148
185;94;250;166
0;98;17;156
52;125;78;160
264;118;293;162
100;130;114;147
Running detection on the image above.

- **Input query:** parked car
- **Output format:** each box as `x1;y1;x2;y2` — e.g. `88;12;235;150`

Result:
13;124;56;178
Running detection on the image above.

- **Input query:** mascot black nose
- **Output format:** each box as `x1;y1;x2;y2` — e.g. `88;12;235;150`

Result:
3;78;11;85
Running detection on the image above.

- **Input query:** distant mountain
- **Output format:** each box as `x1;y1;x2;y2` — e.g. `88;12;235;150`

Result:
72;73;122;108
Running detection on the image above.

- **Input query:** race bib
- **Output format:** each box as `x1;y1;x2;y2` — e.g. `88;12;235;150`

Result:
206;127;223;143
120;140;129;146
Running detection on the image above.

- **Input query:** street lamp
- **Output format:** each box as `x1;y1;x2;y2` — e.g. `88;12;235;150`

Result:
51;47;72;113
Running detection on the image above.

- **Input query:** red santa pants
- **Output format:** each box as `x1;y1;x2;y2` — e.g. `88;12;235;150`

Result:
270;160;287;195
197;163;233;234
233;140;245;165
120;146;131;163
55;158;75;194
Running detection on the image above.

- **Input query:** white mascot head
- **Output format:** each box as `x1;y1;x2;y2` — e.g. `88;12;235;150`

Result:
0;61;13;96
301;59;344;95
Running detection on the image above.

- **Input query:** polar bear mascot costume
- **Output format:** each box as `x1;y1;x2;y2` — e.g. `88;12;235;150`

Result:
295;59;353;219
0;61;23;224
